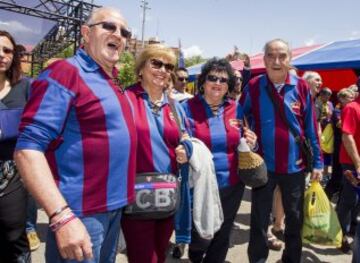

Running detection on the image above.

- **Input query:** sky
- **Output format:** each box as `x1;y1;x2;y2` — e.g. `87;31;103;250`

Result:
1;0;359;58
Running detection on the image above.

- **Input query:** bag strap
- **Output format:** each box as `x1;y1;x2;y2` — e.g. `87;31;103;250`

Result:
264;83;303;144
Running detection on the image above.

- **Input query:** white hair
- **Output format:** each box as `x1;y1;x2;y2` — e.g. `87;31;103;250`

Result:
302;71;321;81
85;6;124;25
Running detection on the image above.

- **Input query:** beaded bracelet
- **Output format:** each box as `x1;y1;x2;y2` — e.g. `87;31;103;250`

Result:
49;212;76;232
49;205;69;220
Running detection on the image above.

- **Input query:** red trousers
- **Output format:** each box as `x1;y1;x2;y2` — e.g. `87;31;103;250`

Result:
121;216;174;263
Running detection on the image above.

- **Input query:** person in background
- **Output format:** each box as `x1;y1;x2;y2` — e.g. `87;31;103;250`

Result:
303;71;323;100
240;39;323;263
122;44;189;263
14;7;137;263
316;87;334;186
0;30;31;263
182;57;257;262
228;54;252;101
15;43;41;252
348;84;359;99
171;67;193;102
336;90;360;262
326;89;355;200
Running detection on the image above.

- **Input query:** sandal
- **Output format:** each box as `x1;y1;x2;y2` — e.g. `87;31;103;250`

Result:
267;236;282;251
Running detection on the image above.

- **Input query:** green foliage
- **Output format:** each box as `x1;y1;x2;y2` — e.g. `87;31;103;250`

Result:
118;51;136;88
185;55;207;67
55;44;75;59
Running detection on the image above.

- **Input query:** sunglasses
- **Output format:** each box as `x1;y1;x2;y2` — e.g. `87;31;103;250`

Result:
206;75;228;84
0;46;14;55
177;77;188;82
235;76;243;82
150;59;175;73
88;21;132;39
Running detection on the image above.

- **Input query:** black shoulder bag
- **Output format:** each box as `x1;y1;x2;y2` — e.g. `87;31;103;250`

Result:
265;84;313;173
123;96;183;220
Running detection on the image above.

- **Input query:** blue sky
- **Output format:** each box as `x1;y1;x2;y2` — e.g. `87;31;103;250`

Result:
1;0;359;58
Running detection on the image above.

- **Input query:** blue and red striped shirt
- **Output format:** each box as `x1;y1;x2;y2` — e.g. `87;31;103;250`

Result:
125;83;186;174
240;74;323;174
182;95;243;188
16;49;137;216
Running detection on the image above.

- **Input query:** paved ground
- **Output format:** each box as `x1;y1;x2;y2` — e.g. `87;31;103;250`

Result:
32;188;351;263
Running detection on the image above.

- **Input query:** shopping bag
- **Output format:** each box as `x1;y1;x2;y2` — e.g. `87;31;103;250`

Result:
302;181;342;247
320;123;334;154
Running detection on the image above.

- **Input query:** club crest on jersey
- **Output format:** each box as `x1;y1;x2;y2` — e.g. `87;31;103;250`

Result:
229;119;243;129
291;101;301;114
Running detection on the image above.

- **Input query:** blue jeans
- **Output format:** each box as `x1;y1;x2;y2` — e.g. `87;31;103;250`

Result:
45;209;122;263
26;193;38;232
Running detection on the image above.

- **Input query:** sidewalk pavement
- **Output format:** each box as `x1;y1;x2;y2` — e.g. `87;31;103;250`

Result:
32;188;351;263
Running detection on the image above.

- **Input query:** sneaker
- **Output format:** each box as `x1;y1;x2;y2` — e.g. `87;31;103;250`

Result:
27;231;40;251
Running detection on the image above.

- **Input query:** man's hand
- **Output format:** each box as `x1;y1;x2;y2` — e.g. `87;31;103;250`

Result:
55;218;93;261
310;168;323;182
344;170;360;187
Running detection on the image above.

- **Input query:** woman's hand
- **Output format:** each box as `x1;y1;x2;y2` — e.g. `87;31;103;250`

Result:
175;145;188;164
243;127;257;149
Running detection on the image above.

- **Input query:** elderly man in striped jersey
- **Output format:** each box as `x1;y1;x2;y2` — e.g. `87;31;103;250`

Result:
240;39;323;263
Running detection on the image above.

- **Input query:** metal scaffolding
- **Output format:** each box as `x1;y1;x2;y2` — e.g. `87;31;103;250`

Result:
0;0;99;74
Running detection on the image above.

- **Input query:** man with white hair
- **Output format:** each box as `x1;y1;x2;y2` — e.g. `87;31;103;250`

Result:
303;71;323;99
241;39;323;263
14;7;136;263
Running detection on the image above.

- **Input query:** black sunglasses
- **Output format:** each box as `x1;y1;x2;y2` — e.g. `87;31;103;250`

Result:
88;21;132;39
1;46;14;55
177;77;188;82
150;59;175;73
206;75;228;84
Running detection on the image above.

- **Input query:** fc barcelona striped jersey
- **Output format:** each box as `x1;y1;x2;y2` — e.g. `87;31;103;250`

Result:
125;83;186;174
240;74;323;174
16;49;137;216
182;95;243;188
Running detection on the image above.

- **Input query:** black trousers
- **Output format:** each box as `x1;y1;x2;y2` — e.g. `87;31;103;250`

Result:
248;171;305;263
188;182;245;263
0;185;31;263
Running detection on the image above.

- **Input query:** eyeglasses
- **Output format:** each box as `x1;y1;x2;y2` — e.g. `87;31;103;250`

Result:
206;75;228;84
235;76;243;82
0;46;14;55
150;59;175;73
177;77;188;82
88;21;132;39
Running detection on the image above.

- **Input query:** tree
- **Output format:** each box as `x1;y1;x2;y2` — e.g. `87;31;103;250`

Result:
118;51;136;88
185;55;207;68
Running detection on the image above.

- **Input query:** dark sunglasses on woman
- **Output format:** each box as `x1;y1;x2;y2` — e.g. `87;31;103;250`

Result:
150;59;175;73
0;46;14;55
88;21;132;39
206;75;228;84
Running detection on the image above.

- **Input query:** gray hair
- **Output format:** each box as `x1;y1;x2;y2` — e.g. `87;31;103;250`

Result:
263;38;291;56
85;7;124;25
302;71;321;81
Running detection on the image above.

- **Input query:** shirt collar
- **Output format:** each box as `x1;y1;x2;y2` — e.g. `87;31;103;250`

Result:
74;48;118;79
132;83;169;105
265;73;297;87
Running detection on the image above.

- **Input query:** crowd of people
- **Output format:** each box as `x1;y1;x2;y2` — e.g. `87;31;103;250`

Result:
1;5;360;263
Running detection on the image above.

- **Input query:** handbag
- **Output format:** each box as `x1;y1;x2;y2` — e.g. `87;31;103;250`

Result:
124;96;184;219
123;172;181;219
0;100;23;141
265;84;314;173
237;118;268;188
